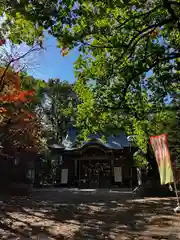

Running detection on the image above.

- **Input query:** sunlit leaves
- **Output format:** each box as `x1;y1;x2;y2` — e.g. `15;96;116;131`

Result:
57;0;180;163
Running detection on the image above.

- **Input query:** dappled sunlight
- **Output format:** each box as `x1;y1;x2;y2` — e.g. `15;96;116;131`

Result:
0;191;180;239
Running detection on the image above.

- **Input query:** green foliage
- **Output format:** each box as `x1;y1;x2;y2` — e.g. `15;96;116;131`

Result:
1;0;58;45
15;73;47;128
1;12;44;45
1;0;82;46
58;0;180;166
16;73;77;145
2;0;180;166
168;93;180;166
134;152;148;168
42;78;76;143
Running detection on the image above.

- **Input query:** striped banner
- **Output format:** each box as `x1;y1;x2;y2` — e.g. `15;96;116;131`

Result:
150;134;174;185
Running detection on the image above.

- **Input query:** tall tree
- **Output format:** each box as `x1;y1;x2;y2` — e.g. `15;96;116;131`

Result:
41;78;76;144
0;41;44;123
168;92;180;166
59;0;180;178
0;67;44;169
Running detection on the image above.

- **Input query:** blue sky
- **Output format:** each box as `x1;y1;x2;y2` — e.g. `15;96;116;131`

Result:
0;17;78;83
28;34;79;83
27;33;154;84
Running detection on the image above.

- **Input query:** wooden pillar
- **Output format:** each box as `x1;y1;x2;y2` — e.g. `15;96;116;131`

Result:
129;146;133;190
111;151;114;175
130;166;133;190
89;159;90;188
75;159;77;177
97;159;100;188
78;159;80;188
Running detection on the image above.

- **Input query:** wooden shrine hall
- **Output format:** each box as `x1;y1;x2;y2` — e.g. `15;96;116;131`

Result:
49;127;138;189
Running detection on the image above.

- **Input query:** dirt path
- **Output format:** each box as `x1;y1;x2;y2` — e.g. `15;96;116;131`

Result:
0;189;180;239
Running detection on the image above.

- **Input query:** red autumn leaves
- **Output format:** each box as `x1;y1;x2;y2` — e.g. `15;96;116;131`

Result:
61;46;68;56
22;110;34;122
0;70;35;103
0;69;35;121
0;89;34;102
0;39;6;46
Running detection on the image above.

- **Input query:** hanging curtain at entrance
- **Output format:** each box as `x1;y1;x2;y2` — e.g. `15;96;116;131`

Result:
150;134;173;185
61;169;68;184
114;167;122;182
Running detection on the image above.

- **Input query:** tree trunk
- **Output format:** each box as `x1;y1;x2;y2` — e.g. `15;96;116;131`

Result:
135;143;175;197
146;143;160;184
136;168;142;186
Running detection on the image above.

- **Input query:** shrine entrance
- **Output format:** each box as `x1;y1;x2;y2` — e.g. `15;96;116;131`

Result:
78;158;112;188
74;143;112;188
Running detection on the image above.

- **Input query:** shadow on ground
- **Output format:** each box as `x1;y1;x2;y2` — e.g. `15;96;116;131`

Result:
0;190;180;239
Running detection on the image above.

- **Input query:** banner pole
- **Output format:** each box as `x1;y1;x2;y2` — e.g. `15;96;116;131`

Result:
172;164;180;212
173;175;180;206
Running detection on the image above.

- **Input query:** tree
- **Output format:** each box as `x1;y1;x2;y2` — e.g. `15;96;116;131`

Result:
0;66;45;190
1;0;180;51
0;39;48;189
0;0;71;45
42;78;76;143
0;43;43;124
168;92;180;166
0;67;43;149
21;78;77;186
56;0;180;181
0;39;45;163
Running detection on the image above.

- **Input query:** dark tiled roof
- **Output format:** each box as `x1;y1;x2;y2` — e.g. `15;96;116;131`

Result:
62;127;130;150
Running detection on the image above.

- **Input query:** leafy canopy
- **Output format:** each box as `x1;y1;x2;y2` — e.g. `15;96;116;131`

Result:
2;0;180;162
59;0;180;161
38;78;76;143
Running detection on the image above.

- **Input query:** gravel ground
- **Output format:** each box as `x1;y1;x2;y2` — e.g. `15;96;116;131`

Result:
0;189;180;239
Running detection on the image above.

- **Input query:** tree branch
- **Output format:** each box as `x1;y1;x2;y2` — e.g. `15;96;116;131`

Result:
115;5;163;30
143;36;150;63
104;52;180;111
81;16;172;53
163;0;180;32
82;41;127;49
167;1;180;6
125;18;172;58
0;45;42;93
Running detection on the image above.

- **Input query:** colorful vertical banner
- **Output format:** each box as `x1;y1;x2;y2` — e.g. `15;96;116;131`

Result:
150;134;174;185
